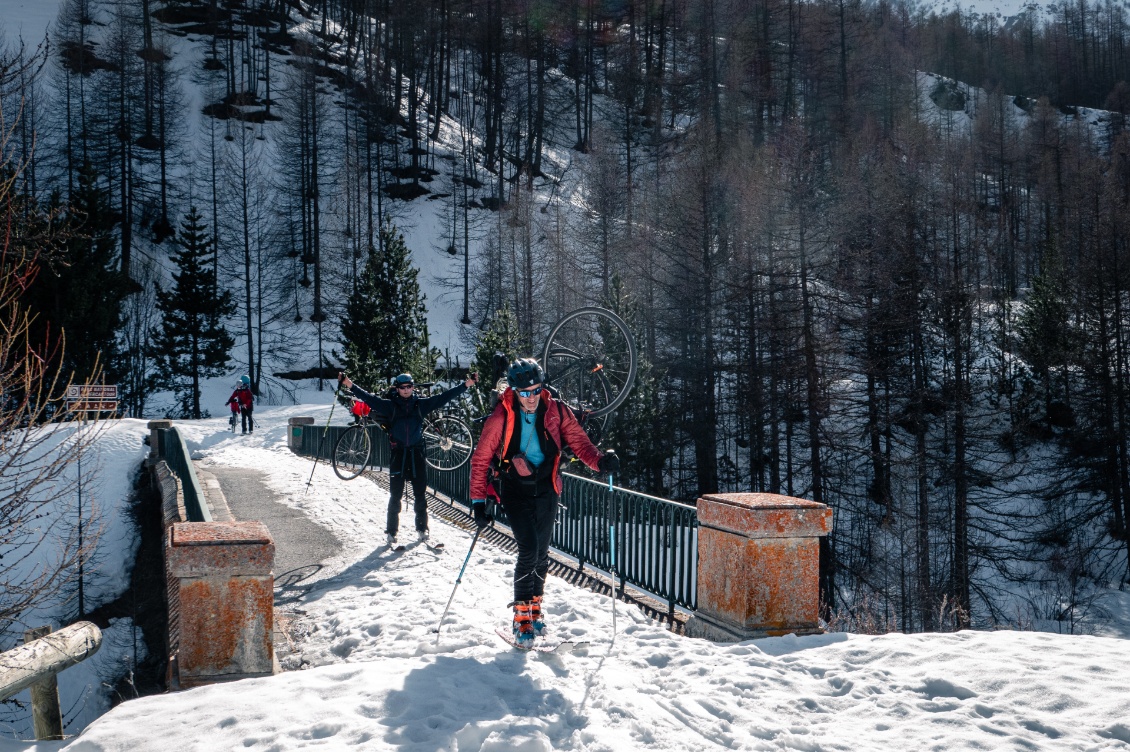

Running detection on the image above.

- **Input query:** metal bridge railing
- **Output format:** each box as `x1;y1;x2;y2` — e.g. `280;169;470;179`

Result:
295;422;698;614
157;426;212;522
557;474;698;613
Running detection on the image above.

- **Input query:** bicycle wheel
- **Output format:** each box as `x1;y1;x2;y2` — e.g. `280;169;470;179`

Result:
542;306;637;418
423;414;474;470
333;424;371;480
549;350;610;444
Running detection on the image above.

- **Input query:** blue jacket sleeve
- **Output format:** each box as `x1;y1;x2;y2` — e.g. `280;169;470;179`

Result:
417;383;468;416
349;384;394;422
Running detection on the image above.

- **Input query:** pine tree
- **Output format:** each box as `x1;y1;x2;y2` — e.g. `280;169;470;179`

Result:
339;221;434;391
25;165;131;388
150;207;235;419
471;303;523;394
1016;242;1073;432
600;278;672;496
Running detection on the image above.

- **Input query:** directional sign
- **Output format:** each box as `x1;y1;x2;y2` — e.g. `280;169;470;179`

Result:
68;401;118;412
66;385;118;400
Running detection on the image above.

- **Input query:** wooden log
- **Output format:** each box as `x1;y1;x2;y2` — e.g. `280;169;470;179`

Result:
0;622;102;702
23;627;63;741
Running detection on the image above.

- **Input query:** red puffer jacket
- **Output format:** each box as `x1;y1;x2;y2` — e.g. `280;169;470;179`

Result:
228;386;253;410
470;389;604;499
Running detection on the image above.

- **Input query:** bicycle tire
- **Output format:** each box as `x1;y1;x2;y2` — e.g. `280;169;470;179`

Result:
333;424;372;480
423;414;474;471
542;306;637;418
547;349;610;444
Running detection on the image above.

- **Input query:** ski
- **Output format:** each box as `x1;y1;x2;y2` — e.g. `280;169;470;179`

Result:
494;627;586;654
424;541;445;551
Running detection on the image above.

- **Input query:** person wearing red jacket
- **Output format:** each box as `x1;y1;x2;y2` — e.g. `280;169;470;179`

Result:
226;375;254;434
469;358;619;645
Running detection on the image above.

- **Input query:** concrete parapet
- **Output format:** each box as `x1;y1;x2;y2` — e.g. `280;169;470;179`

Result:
287;417;315;453
165;521;275;688
686;493;831;642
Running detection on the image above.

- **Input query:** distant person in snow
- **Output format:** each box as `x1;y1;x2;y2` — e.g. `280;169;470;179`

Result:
469;358;619;646
227;376;255;434
339;370;478;548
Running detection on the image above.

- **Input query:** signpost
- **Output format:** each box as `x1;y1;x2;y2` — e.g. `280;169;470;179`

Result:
65;385;119;616
65;384;119;412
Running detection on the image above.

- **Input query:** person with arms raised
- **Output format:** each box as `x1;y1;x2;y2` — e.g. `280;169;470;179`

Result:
340;370;478;548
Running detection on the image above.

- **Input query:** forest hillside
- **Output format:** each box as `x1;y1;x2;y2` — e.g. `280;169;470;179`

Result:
2;0;1130;635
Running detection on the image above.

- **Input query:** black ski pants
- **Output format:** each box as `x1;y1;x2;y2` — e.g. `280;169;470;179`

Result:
387;445;428;536
499;479;558;602
240;406;254;433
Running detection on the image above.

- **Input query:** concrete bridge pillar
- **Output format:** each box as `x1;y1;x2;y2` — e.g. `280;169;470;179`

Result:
686;493;832;642
146;419;172;466
165;520;275;687
287;416;315;453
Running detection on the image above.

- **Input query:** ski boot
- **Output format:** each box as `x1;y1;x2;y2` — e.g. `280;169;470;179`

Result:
512;601;536;646
531;595;546;637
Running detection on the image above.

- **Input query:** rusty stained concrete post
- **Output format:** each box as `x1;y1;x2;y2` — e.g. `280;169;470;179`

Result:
287;417;315;454
685;493;832;642
165;521;275;688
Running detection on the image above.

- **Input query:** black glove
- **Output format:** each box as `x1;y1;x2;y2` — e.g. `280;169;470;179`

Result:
472;500;492;530
598;450;620;474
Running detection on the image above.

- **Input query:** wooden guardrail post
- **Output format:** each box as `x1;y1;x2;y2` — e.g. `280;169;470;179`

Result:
686;493;832;641
0;622;102;740
22;627;63;741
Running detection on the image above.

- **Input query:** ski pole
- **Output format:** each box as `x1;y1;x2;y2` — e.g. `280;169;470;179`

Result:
304;381;344;494
609;523;617;638
433;525;484;644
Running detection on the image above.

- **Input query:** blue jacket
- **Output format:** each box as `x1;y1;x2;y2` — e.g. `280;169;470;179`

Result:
349;382;467;448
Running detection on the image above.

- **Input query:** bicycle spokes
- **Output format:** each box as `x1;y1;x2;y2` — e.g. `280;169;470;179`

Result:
542;306;637;420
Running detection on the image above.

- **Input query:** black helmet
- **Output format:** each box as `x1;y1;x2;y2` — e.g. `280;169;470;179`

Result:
506;358;544;389
394;373;414;386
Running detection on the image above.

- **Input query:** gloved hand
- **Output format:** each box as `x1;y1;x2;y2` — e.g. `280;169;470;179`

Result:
598;450;620;474
472;500;492;530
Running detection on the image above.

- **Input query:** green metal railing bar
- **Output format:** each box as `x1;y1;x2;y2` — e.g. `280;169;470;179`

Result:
157;427;212;523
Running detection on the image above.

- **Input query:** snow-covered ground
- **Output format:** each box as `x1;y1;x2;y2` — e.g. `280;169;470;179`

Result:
3;404;1129;751
0;419;150;739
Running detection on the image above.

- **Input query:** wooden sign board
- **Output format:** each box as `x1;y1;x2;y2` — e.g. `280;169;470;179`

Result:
65;385;118;400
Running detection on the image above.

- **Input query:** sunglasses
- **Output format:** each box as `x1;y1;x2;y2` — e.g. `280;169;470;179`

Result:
517;386;543;398
397;383;414;390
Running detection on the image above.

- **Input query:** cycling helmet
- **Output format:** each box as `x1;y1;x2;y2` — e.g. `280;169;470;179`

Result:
240;375;250;385
506;358;544;389
394;373;414;386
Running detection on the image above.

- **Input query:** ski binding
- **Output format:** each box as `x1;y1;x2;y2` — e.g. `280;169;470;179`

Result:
494;627;586;653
